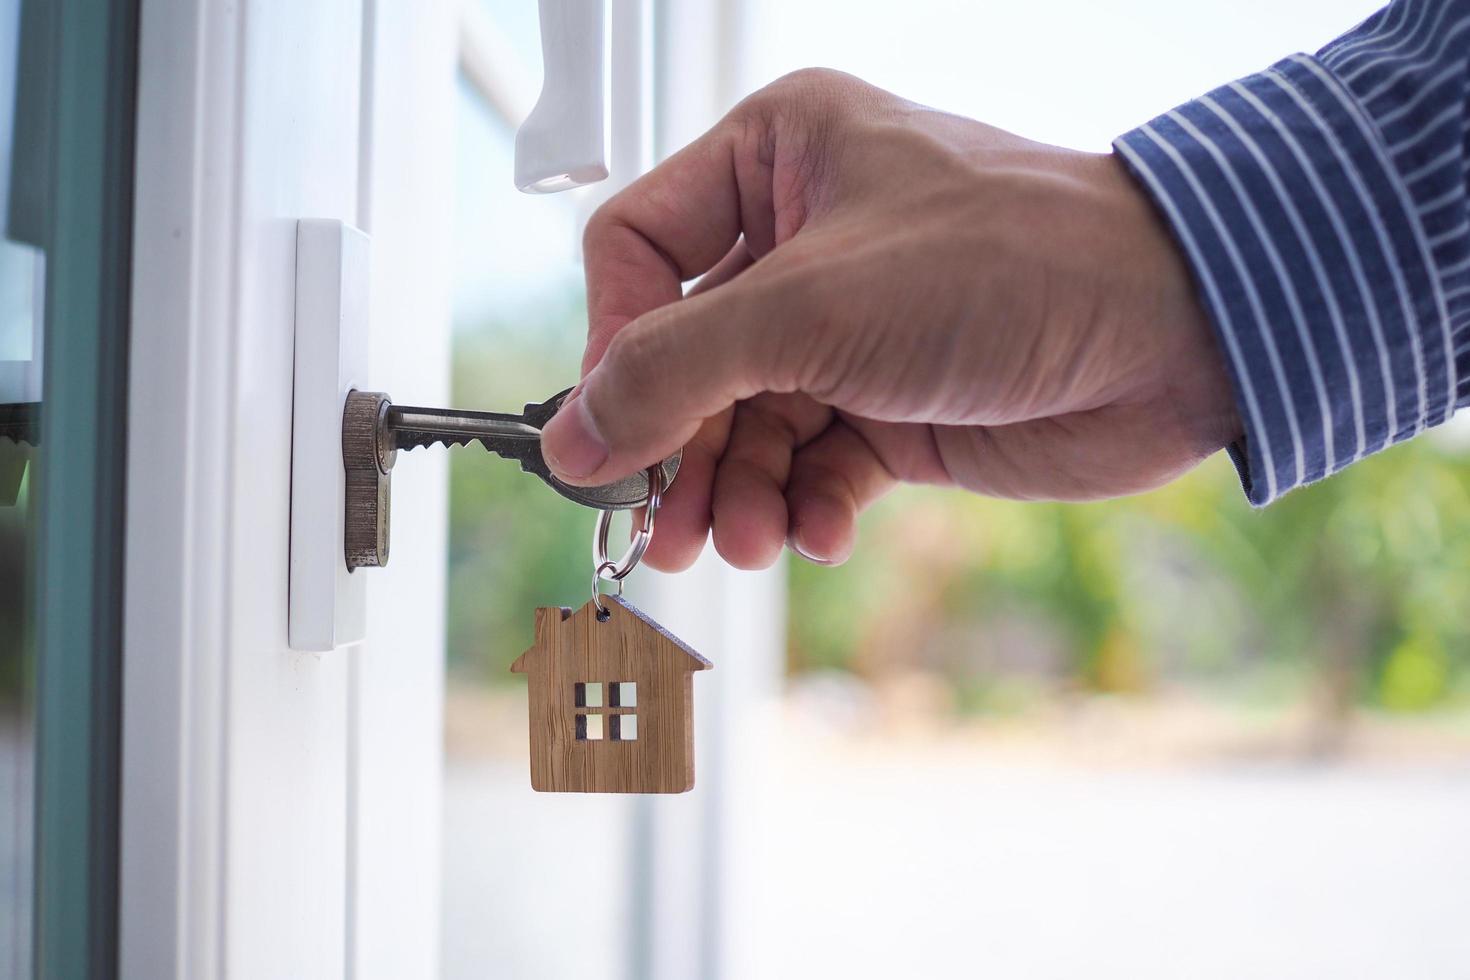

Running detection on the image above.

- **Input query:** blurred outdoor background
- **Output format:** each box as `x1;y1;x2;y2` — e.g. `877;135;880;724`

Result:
440;0;1470;977
4;0;1464;976
447;282;1470;757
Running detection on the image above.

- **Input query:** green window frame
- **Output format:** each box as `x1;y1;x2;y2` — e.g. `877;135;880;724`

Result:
24;0;137;975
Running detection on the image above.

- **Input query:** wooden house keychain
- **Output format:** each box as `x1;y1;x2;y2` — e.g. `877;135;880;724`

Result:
511;464;712;794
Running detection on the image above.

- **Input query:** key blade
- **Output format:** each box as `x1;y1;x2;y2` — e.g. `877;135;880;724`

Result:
386;387;569;455
383;388;681;510
387;405;540;452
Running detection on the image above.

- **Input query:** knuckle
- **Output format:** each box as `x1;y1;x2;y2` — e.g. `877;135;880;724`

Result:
779;72;855;141
734;68;865;136
735;70;894;222
770;67;863;103
581;200;619;254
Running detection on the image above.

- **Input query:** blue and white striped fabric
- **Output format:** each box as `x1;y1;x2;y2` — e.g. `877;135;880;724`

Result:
1114;0;1470;505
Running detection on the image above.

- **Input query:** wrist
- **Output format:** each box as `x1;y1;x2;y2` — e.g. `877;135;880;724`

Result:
1097;150;1243;459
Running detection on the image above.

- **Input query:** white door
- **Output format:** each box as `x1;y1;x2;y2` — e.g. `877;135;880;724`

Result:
119;1;786;976
121;1;455;976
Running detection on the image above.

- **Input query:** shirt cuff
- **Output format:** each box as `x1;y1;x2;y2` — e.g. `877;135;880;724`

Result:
1113;54;1455;505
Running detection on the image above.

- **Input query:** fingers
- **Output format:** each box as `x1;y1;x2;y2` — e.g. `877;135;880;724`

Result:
784;419;898;565
934;402;1211;501
688;238;757;297
835;413;955;487
541;271;808;486
641;411;731;573
578;67;868;371
709;394;833;570
663;398;893;572
579;116;780;373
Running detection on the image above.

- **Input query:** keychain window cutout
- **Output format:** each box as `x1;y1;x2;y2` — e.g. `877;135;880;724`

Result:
576;713;604;740
576;682;636;739
610;714;637;740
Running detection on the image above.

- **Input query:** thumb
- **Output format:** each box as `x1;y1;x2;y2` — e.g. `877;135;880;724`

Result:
542;282;801;486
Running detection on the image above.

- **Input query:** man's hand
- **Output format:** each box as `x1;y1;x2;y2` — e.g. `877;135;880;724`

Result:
540;69;1240;571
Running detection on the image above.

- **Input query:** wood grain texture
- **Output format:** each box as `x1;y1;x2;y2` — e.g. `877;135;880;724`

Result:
510;596;711;794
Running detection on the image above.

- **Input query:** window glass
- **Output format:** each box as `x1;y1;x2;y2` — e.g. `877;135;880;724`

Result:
736;2;1470;977
1;0;132;975
0;1;40;964
0;458;35;978
441;5;633;978
448;1;1470;977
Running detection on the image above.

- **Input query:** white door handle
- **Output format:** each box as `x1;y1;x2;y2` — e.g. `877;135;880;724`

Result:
514;0;608;194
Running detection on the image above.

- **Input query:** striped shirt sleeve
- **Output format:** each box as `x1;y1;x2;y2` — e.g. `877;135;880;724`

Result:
1112;0;1470;505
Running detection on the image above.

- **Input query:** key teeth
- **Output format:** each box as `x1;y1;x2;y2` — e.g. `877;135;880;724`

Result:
390;431;537;467
392;431;479;453
475;437;540;474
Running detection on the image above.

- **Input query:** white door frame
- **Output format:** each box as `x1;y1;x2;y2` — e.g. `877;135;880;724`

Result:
121;0;240;971
120;1;454;976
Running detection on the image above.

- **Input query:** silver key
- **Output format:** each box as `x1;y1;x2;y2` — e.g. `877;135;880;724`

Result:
382;386;681;511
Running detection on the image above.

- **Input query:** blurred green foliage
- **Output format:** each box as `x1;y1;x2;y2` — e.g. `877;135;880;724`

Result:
447;299;593;683
449;304;1470;719
786;434;1470;717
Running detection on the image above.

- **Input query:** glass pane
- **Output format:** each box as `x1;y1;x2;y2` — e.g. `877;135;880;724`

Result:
0;0;41;972
0;477;33;980
441;5;633;978
738;4;1470;978
0;0;133;975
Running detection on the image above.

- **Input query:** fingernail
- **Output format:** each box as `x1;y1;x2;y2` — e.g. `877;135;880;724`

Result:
543;395;608;478
789;532;834;566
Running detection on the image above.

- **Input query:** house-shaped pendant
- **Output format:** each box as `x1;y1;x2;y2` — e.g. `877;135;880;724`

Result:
510;595;712;794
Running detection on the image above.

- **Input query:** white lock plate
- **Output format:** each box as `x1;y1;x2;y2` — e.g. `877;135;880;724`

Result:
289;218;370;651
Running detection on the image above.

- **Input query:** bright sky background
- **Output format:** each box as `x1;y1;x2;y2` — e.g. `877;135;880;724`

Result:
739;0;1384;150
455;0;1387;330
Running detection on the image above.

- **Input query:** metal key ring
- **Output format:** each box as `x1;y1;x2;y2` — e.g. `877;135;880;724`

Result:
591;560;623;617
591;464;664;583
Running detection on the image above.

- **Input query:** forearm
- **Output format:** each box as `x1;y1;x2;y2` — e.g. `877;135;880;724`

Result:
1114;0;1470;504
